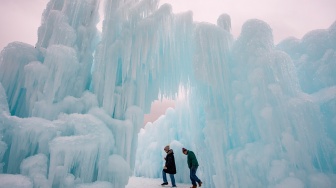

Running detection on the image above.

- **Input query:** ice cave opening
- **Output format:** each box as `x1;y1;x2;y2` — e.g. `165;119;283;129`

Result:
0;0;335;188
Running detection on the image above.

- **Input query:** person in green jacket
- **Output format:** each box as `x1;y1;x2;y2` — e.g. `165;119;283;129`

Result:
182;148;202;188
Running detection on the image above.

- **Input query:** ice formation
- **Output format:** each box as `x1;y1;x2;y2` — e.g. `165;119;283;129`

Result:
0;0;335;187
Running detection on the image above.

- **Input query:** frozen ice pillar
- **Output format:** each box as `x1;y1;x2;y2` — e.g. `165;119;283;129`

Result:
0;0;133;187
135;18;336;188
0;0;335;187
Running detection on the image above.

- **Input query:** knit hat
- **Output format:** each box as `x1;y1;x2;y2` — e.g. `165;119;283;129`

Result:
164;145;170;151
182;148;187;153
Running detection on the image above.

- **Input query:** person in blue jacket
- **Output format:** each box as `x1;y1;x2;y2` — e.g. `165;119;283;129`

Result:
182;147;202;188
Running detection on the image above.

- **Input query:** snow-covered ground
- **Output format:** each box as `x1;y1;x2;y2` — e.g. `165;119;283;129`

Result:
126;176;191;188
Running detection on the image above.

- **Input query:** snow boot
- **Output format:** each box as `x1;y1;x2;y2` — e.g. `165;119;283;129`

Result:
198;181;203;187
190;185;197;188
161;182;168;186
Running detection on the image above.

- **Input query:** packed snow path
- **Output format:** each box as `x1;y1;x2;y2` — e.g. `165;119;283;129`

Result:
126;176;192;188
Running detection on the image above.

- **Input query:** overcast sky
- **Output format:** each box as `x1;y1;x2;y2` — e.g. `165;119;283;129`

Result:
0;0;47;51
0;0;335;51
160;0;336;43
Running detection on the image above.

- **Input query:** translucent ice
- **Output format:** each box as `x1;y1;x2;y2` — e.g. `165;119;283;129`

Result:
0;0;335;188
0;174;33;188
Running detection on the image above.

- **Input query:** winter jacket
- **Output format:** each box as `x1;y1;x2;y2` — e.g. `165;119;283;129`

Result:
164;149;176;174
187;150;199;169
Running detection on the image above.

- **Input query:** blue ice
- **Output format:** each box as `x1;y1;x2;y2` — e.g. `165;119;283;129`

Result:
0;0;335;187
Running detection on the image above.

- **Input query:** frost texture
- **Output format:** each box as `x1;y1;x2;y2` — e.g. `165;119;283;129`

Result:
0;0;335;188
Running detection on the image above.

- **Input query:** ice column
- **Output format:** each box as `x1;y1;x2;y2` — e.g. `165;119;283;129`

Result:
0;43;40;117
29;0;100;118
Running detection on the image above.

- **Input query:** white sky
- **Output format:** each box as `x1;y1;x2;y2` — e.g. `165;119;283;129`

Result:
160;0;336;43
0;0;335;50
0;0;47;51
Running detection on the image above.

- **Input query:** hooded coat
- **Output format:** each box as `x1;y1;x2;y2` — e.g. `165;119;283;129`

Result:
164;149;176;174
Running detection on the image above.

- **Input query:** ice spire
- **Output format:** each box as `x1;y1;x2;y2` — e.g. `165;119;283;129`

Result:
135;17;336;188
0;0;335;188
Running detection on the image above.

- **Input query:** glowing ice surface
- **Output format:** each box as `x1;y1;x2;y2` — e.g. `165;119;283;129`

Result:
0;0;335;187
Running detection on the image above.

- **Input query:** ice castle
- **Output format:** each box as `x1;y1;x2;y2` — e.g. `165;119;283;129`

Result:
0;0;335;187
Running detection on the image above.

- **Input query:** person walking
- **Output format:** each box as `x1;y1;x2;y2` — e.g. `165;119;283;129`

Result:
161;145;177;187
182;148;202;188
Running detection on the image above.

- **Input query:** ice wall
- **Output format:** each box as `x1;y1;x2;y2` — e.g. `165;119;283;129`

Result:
0;0;335;188
91;0;194;118
0;0;142;187
135;17;336;188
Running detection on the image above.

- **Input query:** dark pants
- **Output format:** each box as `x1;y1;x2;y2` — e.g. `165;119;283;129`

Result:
190;166;201;186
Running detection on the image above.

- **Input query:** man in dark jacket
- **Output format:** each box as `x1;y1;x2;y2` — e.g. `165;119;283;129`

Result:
182;148;202;188
161;145;177;187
